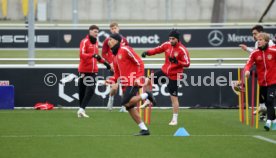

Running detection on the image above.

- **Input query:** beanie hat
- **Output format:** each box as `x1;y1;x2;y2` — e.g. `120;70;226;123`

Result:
169;29;180;41
109;33;122;43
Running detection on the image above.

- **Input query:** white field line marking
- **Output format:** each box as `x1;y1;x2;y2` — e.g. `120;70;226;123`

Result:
253;135;276;144
1;134;276;138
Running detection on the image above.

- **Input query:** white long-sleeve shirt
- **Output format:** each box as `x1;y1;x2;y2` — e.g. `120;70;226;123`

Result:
246;40;274;53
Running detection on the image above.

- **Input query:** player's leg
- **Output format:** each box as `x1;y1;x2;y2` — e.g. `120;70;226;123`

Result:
139;77;154;108
124;87;154;108
142;70;165;107
258;86;267;121
107;83;118;110
117;84;128;112
264;85;276;131
78;74;85;108
77;74;96;118
128;107;150;136
77;74;87;117
168;79;179;125
121;86;150;136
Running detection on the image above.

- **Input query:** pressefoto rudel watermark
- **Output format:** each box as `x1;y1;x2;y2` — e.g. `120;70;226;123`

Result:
43;72;233;87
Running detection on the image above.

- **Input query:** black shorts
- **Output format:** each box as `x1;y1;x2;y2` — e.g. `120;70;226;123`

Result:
121;86;140;106
153;70;178;96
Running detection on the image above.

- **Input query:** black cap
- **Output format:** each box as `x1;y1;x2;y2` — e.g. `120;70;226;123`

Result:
109;33;122;43
169;29;180;41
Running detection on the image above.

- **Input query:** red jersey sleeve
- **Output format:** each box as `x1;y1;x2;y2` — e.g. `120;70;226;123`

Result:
147;42;168;56
107;59;119;84
94;52;106;64
244;51;256;72
101;38;110;60
102;38;109;54
121;37;129;46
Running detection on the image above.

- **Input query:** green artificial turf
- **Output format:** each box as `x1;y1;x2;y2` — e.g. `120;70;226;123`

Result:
0;109;275;158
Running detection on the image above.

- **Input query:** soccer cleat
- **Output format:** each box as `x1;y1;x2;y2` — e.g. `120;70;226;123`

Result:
139;99;151;109
231;81;244;95
119;106;128;113
264;123;270;131
107;96;114;111
169;120;178;126
253;104;267;115
259;103;267;112
77;109;89;118
134;129;150;136
146;91;156;106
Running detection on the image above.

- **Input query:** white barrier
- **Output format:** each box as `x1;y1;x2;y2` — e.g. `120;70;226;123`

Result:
0;23;276;29
0;58;246;68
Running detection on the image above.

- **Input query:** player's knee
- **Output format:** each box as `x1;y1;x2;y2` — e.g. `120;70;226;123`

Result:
125;104;135;111
110;85;118;95
112;83;119;90
145;78;151;85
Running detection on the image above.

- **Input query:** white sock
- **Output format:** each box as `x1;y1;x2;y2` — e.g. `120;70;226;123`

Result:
266;120;272;126
108;96;114;104
79;108;84;112
273;119;276;124
138;122;148;130
140;93;148;100
172;113;178;122
260;103;265;107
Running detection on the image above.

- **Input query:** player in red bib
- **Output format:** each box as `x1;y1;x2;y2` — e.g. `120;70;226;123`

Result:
101;22;129;112
106;33;156;136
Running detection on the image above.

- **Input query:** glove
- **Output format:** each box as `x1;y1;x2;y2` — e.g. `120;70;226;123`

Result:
141;52;148;58
92;54;102;61
169;57;178;64
103;61;111;70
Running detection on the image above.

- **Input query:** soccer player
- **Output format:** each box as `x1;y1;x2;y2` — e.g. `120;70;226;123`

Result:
141;29;190;126
106;33;156;136
239;25;274;53
77;25;111;118
244;32;276;131
101;22;129;112
233;25;274;119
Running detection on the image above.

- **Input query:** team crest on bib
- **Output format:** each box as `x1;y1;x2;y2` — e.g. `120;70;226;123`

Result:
267;54;272;60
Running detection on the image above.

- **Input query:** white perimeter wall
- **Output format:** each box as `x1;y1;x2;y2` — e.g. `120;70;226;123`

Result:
4;0;276;22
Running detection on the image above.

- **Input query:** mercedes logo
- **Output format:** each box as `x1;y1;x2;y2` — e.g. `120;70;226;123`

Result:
208;30;224;46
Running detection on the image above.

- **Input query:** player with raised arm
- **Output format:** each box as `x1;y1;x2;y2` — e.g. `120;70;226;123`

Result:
141;29;190;126
106;33;156;135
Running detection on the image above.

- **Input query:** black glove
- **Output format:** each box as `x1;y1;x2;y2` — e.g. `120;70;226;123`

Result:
141;52;148;58
103;61;111;70
169;57;178;64
92;54;102;61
